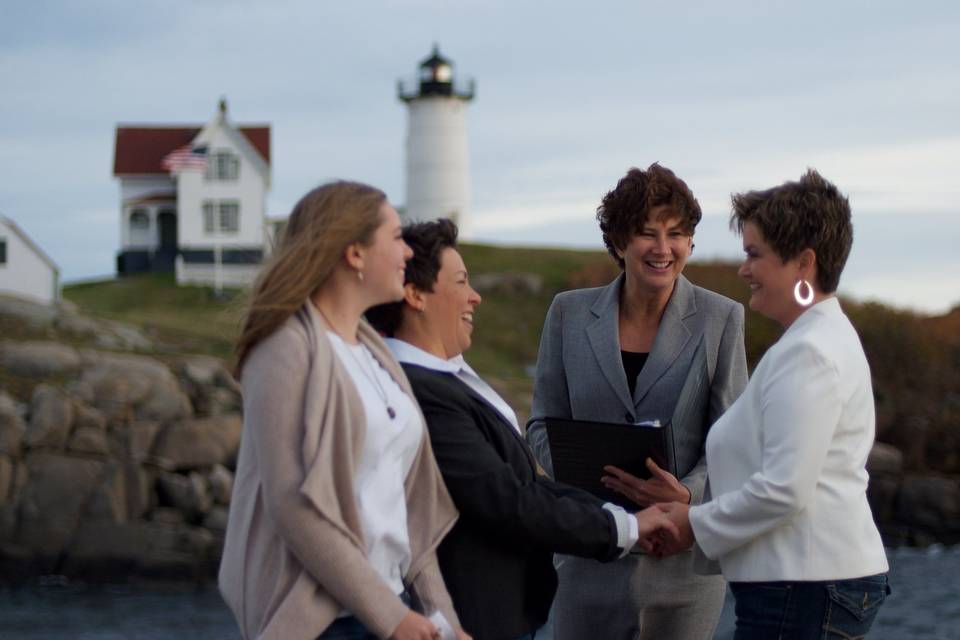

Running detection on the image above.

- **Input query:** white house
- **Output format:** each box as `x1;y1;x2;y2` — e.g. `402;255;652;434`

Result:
0;215;60;305
112;99;271;288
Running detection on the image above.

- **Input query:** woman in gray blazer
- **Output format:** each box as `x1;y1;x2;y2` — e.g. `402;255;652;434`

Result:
527;163;748;640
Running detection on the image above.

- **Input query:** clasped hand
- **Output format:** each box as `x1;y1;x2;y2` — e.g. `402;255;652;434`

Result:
602;459;695;557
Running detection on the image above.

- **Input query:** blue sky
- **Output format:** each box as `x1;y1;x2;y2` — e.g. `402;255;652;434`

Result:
1;1;957;312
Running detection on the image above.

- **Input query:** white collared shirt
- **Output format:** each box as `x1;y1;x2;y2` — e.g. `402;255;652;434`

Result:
386;338;639;556
386;338;521;433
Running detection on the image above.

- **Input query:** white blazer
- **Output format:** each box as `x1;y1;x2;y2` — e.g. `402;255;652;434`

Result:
689;297;888;582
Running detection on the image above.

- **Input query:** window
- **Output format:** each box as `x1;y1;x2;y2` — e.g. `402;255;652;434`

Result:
202;201;240;234
219;202;239;232
130;209;149;230
206;151;239;180
202;202;215;233
0;238;6;265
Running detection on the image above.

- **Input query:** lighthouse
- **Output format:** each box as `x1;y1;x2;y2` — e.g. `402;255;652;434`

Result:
398;45;475;225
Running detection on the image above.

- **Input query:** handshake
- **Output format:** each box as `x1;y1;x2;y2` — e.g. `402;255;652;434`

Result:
601;459;695;558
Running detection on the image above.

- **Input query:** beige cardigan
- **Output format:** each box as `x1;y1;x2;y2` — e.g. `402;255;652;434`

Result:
219;302;460;639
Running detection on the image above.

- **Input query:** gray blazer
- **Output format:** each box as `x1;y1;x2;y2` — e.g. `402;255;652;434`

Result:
527;274;748;505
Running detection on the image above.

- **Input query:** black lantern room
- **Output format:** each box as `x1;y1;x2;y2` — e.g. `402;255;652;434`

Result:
398;44;475;102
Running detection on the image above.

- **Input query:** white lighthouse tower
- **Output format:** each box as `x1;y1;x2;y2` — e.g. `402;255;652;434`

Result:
398;45;475;225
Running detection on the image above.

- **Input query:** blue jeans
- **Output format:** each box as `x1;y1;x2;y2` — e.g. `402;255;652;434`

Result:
318;591;413;640
316;615;378;640
730;574;890;639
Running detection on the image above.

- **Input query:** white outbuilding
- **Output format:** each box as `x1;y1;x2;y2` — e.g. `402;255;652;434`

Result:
398;45;475;226
112;99;271;289
0;215;61;305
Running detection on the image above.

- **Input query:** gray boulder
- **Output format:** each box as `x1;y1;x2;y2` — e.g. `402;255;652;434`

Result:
206;464;234;505
54;313;102;340
471;272;544;295
178;356;241;416
156;471;213;519
867;475;900;524
0;456;13;506
0;504;16;541
96;321;153;352
151;414;242;470
78;351;192;424
120;460;153;520
0;340;81;378
0;295;57;327
896;475;960;532
68;428;109;455
24;384;74;450
16;452;106;553
868;442;904;476
66;520;216;573
202;506;229;532
180;356;226;388
84;463;128;523
67;402;108;455
0;391;26;456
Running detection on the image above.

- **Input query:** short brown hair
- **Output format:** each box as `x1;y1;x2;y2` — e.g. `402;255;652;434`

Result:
597;163;702;269
365;218;459;337
730;169;852;293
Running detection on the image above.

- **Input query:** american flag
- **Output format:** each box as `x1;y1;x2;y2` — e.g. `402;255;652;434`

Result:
161;144;208;173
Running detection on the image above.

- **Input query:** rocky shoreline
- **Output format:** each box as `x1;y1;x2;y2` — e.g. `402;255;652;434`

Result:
1;296;240;583
1;293;957;583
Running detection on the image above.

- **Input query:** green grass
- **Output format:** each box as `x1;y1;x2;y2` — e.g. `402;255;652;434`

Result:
59;246;765;424
59;245;919;426
64;272;244;359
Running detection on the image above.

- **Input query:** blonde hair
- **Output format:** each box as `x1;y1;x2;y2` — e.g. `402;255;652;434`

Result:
234;181;386;376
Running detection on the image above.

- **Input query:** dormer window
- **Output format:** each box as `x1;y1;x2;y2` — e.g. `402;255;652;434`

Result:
207;151;240;180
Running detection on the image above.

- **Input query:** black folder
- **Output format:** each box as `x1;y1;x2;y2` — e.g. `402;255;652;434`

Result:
545;417;676;510
543;335;709;510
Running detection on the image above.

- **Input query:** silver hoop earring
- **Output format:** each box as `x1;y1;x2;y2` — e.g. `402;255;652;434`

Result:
794;279;814;306
356;270;364;282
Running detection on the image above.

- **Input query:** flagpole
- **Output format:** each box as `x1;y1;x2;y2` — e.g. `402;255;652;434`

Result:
214;235;223;296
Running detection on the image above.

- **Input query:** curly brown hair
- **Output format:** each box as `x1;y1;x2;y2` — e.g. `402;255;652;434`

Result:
597;163;702;269
730;169;852;293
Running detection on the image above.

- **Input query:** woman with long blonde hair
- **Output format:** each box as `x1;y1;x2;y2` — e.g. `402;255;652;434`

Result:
220;181;470;640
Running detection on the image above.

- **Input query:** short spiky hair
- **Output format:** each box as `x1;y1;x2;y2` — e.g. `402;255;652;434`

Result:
365;218;459;337
597;163;702;269
730;169;853;293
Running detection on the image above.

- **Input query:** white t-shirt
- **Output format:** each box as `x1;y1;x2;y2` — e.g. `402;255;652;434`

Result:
328;332;423;598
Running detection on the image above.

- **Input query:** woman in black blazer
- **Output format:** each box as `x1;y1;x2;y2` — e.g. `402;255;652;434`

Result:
366;219;676;640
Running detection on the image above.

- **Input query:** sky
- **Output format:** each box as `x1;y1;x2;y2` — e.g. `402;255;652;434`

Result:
1;0;958;314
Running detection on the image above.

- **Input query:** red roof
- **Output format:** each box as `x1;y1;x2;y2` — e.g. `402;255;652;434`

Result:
113;125;271;175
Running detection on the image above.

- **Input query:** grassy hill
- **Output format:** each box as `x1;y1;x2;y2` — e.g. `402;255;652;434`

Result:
63;243;960;472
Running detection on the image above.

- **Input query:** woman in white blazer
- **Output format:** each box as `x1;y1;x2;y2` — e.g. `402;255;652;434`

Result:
607;170;890;639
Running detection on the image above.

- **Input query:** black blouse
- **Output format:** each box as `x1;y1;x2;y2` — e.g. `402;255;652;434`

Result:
621;350;649;397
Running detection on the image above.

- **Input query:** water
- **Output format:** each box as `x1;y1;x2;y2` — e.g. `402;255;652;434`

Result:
1;546;958;639
712;544;960;639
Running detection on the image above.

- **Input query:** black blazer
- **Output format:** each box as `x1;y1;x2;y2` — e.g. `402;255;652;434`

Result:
402;363;620;640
